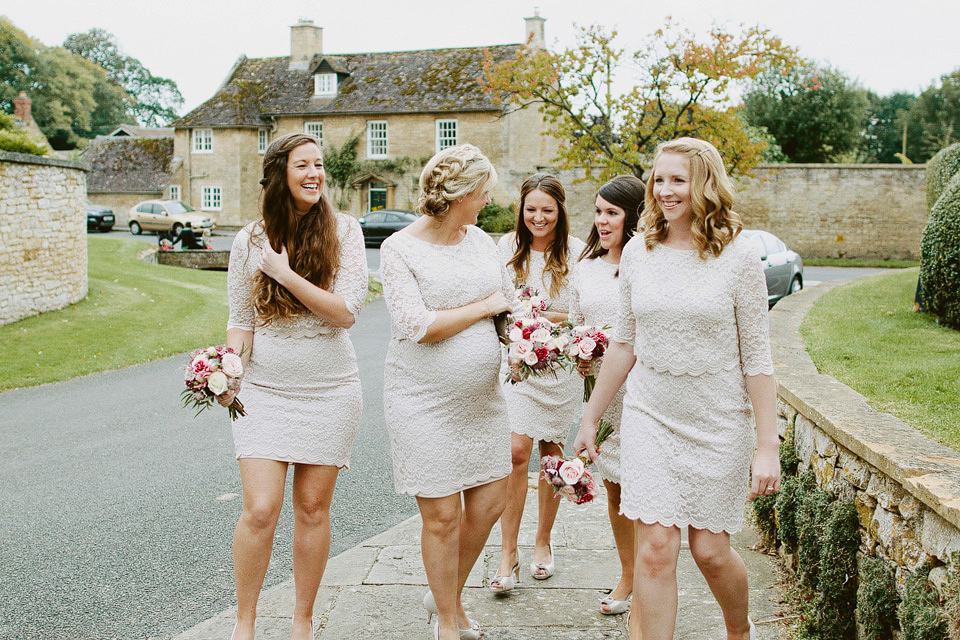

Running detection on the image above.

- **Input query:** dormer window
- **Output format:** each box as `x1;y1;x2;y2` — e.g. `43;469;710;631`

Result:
314;73;337;97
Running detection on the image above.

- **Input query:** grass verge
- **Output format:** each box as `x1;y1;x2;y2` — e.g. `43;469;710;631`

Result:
800;268;960;450
804;258;919;268
0;237;229;391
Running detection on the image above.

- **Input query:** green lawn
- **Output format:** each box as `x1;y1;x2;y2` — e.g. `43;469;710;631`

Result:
800;268;960;450
0;237;229;391
804;258;920;268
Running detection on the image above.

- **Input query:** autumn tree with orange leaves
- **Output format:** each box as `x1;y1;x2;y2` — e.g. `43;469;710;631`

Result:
481;21;798;183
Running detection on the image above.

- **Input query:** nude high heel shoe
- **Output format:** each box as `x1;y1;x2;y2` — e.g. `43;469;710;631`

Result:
530;542;555;580
489;551;521;593
423;591;483;639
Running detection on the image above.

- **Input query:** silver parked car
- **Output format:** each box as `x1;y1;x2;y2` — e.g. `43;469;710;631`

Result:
741;229;803;307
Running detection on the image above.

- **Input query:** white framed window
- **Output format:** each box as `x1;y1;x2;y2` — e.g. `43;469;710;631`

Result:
367;120;387;158
304;122;323;146
201;186;222;211
192;128;213;153
436;119;457;151
257;129;268;153
313;73;337;96
169;184;181;201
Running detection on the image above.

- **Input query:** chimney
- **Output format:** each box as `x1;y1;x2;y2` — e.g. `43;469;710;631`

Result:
290;19;323;70
13;91;31;122
524;7;546;51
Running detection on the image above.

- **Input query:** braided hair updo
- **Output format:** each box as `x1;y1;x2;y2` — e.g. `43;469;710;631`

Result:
416;144;497;222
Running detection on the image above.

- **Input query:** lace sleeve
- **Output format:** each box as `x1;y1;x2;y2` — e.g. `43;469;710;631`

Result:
332;215;368;321
735;243;774;376
612;248;636;345
380;238;437;342
227;226;257;331
568;262;585;325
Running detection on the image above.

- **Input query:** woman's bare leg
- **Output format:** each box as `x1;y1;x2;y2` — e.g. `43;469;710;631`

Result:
688;527;751;640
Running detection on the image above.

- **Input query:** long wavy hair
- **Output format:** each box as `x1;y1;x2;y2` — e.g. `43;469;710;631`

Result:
641;137;741;259
507;173;571;298
417;143;497;221
579;175;645;270
251;132;341;325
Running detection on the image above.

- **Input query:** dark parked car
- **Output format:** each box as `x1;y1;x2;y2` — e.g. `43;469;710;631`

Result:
358;210;418;246
86;200;115;232
741;229;803;307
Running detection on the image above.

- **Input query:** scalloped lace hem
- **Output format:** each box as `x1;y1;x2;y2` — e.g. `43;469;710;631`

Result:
743;364;775;376
639;357;740;377
621;510;744;535
396;469;510;498
236;451;350;469
510;428;567;445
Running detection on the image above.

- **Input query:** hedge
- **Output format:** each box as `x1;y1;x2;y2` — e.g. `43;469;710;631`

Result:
920;171;960;328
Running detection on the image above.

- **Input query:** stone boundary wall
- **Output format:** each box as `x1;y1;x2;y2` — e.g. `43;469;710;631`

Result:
0;151;88;325
555;164;927;261
770;280;960;594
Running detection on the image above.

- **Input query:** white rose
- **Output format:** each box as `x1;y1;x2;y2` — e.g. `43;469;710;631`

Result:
567;344;580;358
531;327;551;343
207;371;228;395
521;300;533;315
509;327;524;342
559;458;585;485
523;350;540;366
530;296;544;309
221;353;244;378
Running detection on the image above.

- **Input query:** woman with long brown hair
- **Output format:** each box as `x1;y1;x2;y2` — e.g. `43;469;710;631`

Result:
220;132;368;640
490;173;585;593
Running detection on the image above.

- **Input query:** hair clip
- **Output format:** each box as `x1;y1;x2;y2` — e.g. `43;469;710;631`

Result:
696;149;708;157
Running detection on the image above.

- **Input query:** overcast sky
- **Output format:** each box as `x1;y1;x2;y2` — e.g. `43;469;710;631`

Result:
5;0;959;116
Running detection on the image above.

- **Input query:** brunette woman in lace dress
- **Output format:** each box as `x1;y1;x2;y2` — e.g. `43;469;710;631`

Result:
380;144;514;640
574;138;780;640
491;174;585;592
220;132;367;640
568;175;645;617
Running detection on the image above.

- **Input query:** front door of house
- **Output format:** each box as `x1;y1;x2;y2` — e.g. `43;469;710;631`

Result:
369;181;386;211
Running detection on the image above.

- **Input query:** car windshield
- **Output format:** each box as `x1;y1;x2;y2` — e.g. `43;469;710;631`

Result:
166;201;195;214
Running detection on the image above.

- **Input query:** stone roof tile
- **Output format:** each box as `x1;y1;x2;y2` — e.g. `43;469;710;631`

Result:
173;44;521;127
85;137;174;193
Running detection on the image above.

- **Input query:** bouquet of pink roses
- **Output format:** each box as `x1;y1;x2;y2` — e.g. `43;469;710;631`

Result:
504;316;571;384
540;422;614;504
516;285;548;317
181;345;246;421
567;324;610;402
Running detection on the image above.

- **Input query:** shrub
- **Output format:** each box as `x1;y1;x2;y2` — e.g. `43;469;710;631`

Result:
857;555;901;640
477;202;515;233
797;478;833;591
926;143;960;210
806;498;860;640
900;565;949;640
776;471;806;552
0;113;49;156
919;172;960;328
781;441;800;476
752;493;778;548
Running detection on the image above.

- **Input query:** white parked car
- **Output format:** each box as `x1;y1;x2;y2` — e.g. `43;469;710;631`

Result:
128;200;216;235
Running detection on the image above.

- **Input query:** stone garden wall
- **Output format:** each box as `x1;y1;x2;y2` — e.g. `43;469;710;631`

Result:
770;282;960;597
0;152;88;325
558;164;927;261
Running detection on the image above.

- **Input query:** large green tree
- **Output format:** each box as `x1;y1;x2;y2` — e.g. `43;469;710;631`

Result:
482;21;798;183
901;68;960;163
859;91;917;163
64;28;183;126
742;63;869;163
0;17;131;147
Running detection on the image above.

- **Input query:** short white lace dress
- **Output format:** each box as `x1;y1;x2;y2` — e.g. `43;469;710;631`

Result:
380;225;514;498
614;235;774;533
226;213;367;467
569;256;626;485
497;233;587;444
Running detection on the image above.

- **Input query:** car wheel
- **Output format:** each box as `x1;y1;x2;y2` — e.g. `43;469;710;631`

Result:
790;276;803;295
129;221;142;235
172;223;184;236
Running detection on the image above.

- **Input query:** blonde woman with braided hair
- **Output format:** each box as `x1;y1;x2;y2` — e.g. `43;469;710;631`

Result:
380;144;515;640
574;137;778;640
222;132;368;640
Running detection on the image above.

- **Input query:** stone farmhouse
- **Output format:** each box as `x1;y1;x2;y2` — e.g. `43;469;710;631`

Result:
168;13;556;227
